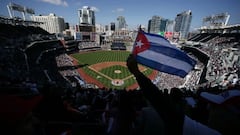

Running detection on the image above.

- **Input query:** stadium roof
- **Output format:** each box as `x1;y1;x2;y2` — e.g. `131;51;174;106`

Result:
0;16;43;26
198;24;240;31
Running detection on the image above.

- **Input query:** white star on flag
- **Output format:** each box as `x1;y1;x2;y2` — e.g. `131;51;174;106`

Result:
136;40;144;48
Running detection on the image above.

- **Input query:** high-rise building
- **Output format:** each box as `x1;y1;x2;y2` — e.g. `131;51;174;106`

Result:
105;25;109;31
77;6;96;41
110;22;115;31
174;10;192;39
159;18;168;32
147;19;152;33
116;16;127;30
148;16;168;34
148;15;161;34
78;6;95;25
31;13;65;34
95;24;105;33
166;20;175;32
65;22;69;29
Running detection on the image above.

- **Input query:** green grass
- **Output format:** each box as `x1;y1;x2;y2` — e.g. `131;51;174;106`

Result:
71;50;130;65
71;50;154;89
100;65;131;79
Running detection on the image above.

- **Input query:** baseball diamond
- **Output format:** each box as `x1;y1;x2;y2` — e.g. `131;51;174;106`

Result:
71;50;158;90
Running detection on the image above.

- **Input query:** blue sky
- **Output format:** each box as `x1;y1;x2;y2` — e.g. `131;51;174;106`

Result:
1;0;239;31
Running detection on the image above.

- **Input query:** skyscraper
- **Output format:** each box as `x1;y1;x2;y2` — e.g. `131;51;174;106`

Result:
148;16;168;34
159;18;168;32
148;15;161;34
174;10;192;39
116;16;127;30
31;13;65;34
147;19;152;33
78;6;95;25
166;20;175;32
77;6;96;41
110;22;115;31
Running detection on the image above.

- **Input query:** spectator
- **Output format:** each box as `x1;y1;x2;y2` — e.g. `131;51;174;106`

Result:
134;102;165;135
0;94;43;135
200;89;240;135
126;54;221;135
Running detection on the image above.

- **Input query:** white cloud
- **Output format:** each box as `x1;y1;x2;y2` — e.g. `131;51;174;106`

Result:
91;6;99;12
112;8;125;13
81;6;99;12
116;8;124;12
41;0;68;7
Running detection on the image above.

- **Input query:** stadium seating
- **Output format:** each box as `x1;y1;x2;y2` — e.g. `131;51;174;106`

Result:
111;42;126;50
0;20;239;135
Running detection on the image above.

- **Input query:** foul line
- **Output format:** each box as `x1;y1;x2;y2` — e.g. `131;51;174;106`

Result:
88;65;147;81
88;66;113;80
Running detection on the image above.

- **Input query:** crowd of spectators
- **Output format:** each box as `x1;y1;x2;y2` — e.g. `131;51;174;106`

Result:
78;42;101;51
0;21;70;91
0;23;56;48
55;53;86;87
1;22;240;135
0;47;27;82
111;42;127;50
152;54;204;90
1;51;239;135
155;32;240;91
187;33;240;89
2;77;240;135
56;54;79;77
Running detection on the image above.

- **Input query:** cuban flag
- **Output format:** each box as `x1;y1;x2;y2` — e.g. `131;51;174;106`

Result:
132;30;196;78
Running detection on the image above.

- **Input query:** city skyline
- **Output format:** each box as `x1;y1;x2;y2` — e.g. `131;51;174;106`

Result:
1;0;240;31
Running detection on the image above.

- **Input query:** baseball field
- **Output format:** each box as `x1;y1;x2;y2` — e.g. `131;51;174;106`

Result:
71;50;157;90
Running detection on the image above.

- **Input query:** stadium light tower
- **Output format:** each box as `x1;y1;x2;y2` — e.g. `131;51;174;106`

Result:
7;3;24;19
202;12;230;28
7;2;35;21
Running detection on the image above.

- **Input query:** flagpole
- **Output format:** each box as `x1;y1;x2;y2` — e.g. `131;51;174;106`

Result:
138;25;142;31
131;25;142;54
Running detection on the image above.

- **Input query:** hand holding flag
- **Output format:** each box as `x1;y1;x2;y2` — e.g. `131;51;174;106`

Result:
132;29;196;78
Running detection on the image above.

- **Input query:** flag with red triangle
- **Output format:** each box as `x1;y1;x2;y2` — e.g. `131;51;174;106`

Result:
132;29;196;78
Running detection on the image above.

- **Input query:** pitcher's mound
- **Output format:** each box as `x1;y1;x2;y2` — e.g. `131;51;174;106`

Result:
114;70;122;74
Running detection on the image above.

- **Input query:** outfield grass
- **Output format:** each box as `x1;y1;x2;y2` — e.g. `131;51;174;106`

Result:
71;51;153;89
71;50;130;65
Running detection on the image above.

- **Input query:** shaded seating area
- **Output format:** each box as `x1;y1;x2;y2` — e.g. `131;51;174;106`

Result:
111;42;126;50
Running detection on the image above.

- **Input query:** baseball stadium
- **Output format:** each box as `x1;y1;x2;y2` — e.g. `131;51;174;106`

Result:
1;2;240;135
70;50;157;90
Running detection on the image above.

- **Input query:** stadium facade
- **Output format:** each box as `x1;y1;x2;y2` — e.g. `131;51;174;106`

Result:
31;13;65;34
